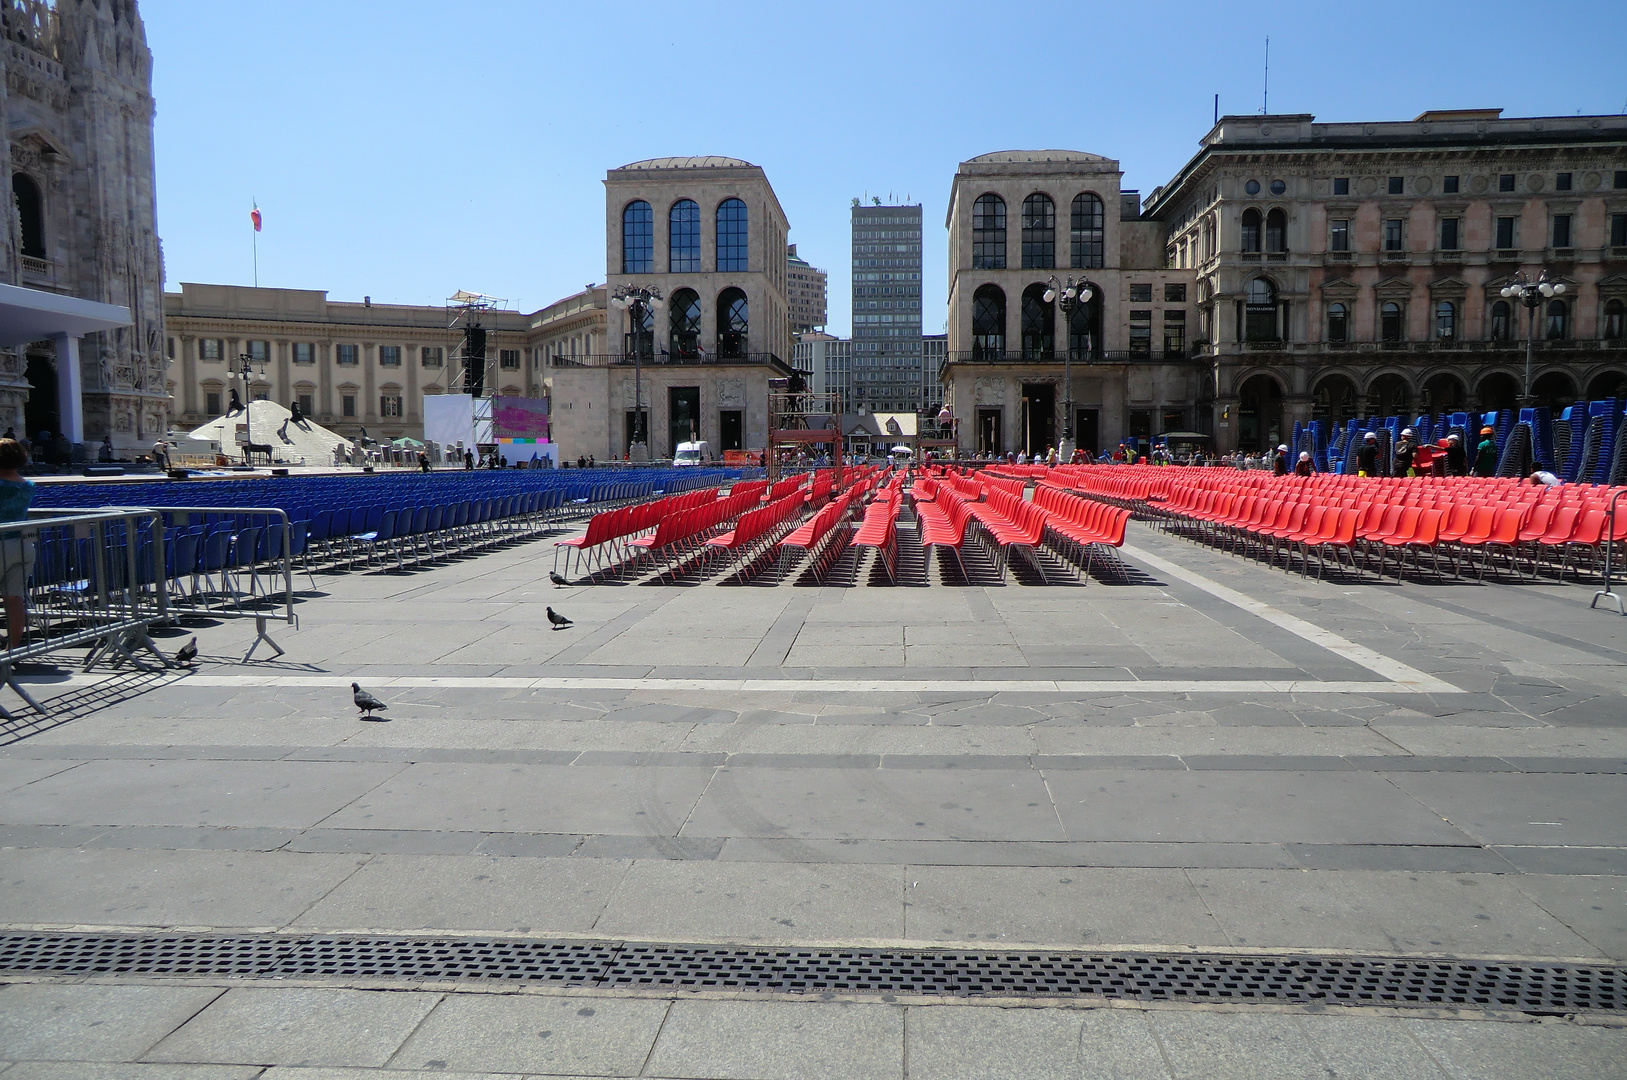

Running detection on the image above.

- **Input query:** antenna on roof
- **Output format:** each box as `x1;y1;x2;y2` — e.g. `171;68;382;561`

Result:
1262;36;1269;114
1214;93;1219;125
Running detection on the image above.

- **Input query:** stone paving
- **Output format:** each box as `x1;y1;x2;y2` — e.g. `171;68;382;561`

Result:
0;511;1624;1077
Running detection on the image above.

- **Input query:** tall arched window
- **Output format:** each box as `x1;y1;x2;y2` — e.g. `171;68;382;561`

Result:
1327;303;1348;343
669;288;701;359
1265;209;1287;253
972;284;1006;359
1245;278;1277;341
1435;301;1457;341
668;200;700;273
716;198;748;272
12;173;44;259
972;194;1006;269
1070;193;1104;269
1069;290;1102;358
1020;283;1054;359
1490;300;1512;341
1605;299;1626;341
1240;209;1262;253
1546;299;1568;340
1021;194;1055;269
622;200;653;274
717;287;748;357
1381;301;1404;343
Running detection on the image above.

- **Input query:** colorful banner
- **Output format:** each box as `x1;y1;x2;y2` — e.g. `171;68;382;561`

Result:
491;395;549;441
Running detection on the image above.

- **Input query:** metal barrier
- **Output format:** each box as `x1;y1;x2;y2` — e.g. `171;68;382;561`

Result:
0;507;171;718
152;506;296;660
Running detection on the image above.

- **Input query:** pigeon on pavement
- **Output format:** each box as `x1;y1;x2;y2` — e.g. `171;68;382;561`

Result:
352;682;389;719
174;637;198;666
546;606;573;630
549;571;568;587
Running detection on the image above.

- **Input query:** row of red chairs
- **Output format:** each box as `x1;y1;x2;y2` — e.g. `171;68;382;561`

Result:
704;490;809;582
624;488;762;582
775;488;862;583
1032;485;1132;580
552;486;719;577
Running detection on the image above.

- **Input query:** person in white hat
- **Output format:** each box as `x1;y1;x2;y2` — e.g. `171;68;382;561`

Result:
1356;432;1380;477
1295;450;1314;476
1394;428;1418;476
1272;443;1290;475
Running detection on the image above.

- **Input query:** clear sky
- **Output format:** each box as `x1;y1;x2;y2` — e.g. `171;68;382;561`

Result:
147;1;1625;337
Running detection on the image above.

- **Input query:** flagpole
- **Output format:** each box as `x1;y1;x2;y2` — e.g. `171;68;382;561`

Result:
251;198;259;287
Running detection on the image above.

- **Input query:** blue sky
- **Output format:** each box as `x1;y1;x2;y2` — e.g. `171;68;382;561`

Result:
148;1;1625;336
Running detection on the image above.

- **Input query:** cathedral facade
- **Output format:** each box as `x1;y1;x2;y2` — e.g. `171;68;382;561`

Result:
1;0;166;452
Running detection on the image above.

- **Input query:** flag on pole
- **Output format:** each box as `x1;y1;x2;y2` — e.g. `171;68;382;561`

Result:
250;203;262;232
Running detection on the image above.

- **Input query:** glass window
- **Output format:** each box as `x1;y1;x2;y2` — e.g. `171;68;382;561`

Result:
200;339;222;360
342;394;357;417
1442;175;1459;194
1435;301;1456;340
1499;174;1516;192
421;346;443;367
715;199;748;272
972;194;1006;269
668;288;701;359
1496;216;1517;249
1163;310;1186;358
1129;283;1152;302
11;173;44;258
381;394;403;417
1020;284;1054;359
1491;300;1512;341
1613;214;1627;247
668;199;700;273
1383;219;1404;251
1067;290;1098;359
1556;172;1573;191
1552;214;1572;248
1129;310;1152;357
1244;179;1260;195
1164;283;1187;303
336;344;359;365
499;349;520;370
1020;194;1055;269
379;345;401;366
1332;177;1349;195
1245;278;1278;342
1381;302;1403;343
297;392;314;416
716;286;748;357
1605;299;1625;341
1265;209;1287;253
292;342;314;364
1388;176;1404;195
1617;171;1627;189
1327;302;1348;343
204;391;221;415
1270;180;1286;196
1546;299;1568;340
1069;193;1104;269
971;284;1005;358
1439;218;1460;250
247;340;269;361
1329;219;1350;252
622;200;653;274
1240;209;1261;252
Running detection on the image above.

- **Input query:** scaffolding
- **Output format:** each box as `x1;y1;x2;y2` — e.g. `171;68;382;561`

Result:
444;290;508;399
768;379;843;485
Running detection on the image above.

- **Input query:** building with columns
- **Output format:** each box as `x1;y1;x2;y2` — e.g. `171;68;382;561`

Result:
1;0;167;453
1144;110;1627;452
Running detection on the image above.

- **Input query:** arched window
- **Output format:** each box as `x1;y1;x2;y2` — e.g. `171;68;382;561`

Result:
1327;303;1348;343
1265;209;1287;254
1245;278;1277;341
621;200;653;274
668;200;700;273
971;284;1006;359
12;173;44;259
1605;299;1626;341
1068;289;1101;359
1435;301;1457;341
717;287;748;357
1020;283;1054;359
669;288;701;359
715;198;748;272
1070;193;1104;269
1240;209;1262;253
1490;300;1512;341
1381;301;1404;343
1021;194;1055;269
1546;299;1568;340
624;301;655;359
972;194;1006;269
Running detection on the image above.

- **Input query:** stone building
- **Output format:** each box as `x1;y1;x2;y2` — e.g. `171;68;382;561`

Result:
785;244;826;334
1;0;167;452
942;151;1200;457
1143;110;1627;452
548;157;795;460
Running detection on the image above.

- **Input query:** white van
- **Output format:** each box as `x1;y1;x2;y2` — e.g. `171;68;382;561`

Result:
673;440;711;466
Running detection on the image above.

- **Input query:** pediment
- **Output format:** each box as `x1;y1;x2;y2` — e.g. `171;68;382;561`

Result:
9;126;72;161
1597;274;1627;291
1429;276;1469;292
1320;277;1357;294
1373;276;1412;296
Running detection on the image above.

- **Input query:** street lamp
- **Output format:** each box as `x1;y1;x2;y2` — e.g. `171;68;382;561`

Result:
1042;275;1095;458
1499;271;1565;408
231;352;266;460
610;284;664;460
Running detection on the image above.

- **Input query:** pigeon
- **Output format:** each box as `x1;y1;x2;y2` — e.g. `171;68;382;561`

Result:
352;682;388;719
546;606;573;631
549;571;569;587
174;637;198;666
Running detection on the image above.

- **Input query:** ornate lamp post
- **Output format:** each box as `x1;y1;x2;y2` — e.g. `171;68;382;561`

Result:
610;284;664;460
1500;271;1565;407
1042;275;1095;457
231;352;266;458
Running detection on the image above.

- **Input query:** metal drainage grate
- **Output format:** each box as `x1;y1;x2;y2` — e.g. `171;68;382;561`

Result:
0;932;1620;1014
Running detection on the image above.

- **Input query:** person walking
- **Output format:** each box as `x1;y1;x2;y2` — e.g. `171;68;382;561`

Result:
1474;426;1499;477
1272;444;1289;476
464;448;475;471
0;439;36;650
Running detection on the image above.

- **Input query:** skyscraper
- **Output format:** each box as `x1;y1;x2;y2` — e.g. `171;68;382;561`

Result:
785;244;828;334
850;202;923;413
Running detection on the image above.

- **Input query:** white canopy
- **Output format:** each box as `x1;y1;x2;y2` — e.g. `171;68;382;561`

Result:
0;282;130;348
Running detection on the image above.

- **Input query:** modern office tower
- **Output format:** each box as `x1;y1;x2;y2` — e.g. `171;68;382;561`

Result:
921;334;947;409
786;244;828;334
851;202;923;412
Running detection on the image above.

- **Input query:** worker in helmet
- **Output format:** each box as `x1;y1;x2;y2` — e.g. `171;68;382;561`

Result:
1474;426;1499;476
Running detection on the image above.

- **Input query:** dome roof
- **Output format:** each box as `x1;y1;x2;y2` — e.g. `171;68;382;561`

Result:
965;150;1113;165
614;156;755;171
